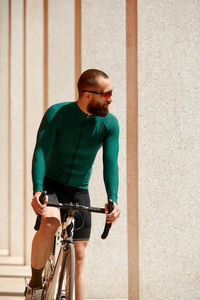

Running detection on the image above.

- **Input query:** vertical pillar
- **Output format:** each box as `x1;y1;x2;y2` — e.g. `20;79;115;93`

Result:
43;0;48;112
24;0;44;264
48;0;75;106
75;0;81;99
126;0;139;299
23;0;27;262
9;0;24;257
82;0;127;298
8;0;11;256
0;0;9;252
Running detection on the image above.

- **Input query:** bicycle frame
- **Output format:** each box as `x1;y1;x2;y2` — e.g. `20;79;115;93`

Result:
34;192;114;300
43;212;75;300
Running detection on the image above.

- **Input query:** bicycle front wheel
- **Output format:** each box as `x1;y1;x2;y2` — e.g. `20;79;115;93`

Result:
45;242;75;300
57;242;75;300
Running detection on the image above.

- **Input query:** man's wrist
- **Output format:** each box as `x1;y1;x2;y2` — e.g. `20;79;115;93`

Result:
108;198;118;205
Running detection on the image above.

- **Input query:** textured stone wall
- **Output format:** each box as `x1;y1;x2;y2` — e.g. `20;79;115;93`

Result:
81;1;127;298
138;1;200;299
0;0;128;298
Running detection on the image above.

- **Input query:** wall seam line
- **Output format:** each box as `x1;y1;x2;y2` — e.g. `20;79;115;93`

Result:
8;0;12;257
43;0;48;111
75;0;81;99
126;0;139;299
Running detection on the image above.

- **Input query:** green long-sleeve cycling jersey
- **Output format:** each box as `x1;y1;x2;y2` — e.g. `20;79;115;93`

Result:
32;101;119;202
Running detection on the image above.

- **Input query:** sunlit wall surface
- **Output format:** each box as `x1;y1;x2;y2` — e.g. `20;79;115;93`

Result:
0;0;127;298
138;1;200;299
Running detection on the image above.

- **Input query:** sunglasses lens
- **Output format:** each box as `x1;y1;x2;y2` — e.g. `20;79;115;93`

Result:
102;91;112;98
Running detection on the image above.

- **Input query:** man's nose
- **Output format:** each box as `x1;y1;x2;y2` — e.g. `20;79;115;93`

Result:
107;97;112;103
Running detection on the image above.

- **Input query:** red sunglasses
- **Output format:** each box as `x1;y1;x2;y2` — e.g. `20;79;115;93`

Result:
81;89;112;99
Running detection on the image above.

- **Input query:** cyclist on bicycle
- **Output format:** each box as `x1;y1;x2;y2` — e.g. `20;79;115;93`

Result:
25;69;120;300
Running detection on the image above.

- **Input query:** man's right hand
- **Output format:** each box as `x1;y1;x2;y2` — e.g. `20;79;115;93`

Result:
31;192;48;216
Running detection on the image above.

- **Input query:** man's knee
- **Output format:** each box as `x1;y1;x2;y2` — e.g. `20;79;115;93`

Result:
74;241;88;266
39;217;60;237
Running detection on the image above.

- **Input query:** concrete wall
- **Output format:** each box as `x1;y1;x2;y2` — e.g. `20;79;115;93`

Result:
138;1;200;299
81;1;127;298
0;0;9;253
0;0;128;298
1;0;200;299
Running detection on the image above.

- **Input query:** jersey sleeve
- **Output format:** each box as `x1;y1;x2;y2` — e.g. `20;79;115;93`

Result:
31;106;60;194
103;115;119;203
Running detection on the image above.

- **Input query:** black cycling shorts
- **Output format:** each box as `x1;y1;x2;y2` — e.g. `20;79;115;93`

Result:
43;176;91;241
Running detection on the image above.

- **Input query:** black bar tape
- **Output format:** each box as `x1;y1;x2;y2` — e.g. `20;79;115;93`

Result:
101;200;114;239
34;191;47;231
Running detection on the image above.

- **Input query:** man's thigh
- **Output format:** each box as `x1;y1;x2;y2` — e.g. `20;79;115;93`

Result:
42;205;60;219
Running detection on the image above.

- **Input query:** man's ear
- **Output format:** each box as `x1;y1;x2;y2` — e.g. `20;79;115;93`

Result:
85;92;92;102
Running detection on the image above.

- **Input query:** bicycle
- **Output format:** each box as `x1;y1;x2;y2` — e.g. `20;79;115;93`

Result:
33;191;114;300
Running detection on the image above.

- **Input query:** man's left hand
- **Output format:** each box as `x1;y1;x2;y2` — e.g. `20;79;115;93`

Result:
105;201;120;224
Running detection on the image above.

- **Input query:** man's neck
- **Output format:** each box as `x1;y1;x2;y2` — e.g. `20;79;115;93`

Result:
77;99;91;116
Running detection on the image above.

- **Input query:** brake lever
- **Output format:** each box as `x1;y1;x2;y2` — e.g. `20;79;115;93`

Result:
101;200;114;239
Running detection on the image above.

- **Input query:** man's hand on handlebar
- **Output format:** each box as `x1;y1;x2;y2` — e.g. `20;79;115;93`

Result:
105;201;120;224
31;192;48;216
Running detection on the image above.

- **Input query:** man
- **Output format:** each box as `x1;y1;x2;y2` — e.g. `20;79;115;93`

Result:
25;69;120;300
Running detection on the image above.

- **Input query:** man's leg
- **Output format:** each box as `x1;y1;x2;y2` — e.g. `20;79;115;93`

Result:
74;241;88;300
29;207;60;288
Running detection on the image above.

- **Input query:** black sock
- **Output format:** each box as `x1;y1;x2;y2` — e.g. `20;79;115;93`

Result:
29;266;44;289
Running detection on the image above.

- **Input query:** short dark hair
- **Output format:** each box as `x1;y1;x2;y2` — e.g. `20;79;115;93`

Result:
77;69;109;95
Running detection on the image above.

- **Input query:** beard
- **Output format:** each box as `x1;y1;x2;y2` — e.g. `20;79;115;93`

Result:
87;99;109;117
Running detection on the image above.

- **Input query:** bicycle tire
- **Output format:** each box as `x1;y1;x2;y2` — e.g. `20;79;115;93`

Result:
57;242;75;300
44;242;75;300
44;246;64;300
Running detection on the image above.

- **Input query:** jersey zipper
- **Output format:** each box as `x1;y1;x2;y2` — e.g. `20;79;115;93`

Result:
65;124;85;186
